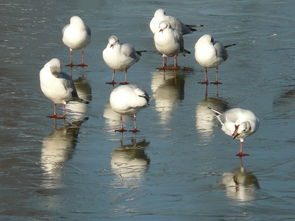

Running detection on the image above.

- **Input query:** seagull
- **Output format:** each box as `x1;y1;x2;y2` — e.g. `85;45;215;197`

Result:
103;35;143;85
154;21;190;70
209;107;259;157
40;58;88;119
150;8;203;35
194;34;236;84
62;16;91;67
109;84;149;133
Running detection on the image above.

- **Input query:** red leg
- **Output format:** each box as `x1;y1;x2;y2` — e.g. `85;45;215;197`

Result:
198;68;209;84
210;67;222;84
78;49;88;67
129;114;140;133
66;48;74;67
172;55;178;70
115;115;127;133
236;141;249;157
47;104;66;119
157;56;169;70
106;70;117;85
120;69;129;85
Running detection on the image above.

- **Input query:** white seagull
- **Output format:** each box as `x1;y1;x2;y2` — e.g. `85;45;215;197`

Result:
103;35;143;85
109;84;149;133
62;16;91;67
195;34;235;84
209;108;259;157
40;58;88;119
154;21;190;70
150;8;202;35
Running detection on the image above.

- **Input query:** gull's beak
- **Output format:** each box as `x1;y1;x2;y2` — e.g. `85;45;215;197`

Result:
232;125;239;139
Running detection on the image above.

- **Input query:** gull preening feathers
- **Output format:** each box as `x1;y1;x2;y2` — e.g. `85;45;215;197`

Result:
195;34;236;84
62;16;91;67
39;58;88;119
154;21;190;70
150;8;203;35
109;84;149;133
103;35;143;85
209;107;259;157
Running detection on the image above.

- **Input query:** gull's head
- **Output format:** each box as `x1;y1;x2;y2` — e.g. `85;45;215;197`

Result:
45;58;61;76
154;8;166;17
135;88;150;106
70;16;84;26
232;122;251;139
199;34;214;44
159;21;169;32
108;35;119;48
47;58;61;76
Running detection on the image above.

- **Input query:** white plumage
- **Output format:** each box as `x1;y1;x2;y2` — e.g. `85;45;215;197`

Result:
40;58;87;119
150;8;200;35
62;16;91;67
154;21;188;70
109;84;149;133
195;34;235;84
103;35;141;85
210;107;259;157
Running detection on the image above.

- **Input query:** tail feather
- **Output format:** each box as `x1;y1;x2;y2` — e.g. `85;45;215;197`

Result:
136;50;147;56
224;43;236;48
208;107;224;126
182;49;191;56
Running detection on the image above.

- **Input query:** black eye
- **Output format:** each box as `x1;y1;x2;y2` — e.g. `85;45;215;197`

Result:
211;37;214;43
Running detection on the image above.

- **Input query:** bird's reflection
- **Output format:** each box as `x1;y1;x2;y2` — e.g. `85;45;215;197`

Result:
111;134;150;188
221;157;259;202
103;101;125;132
151;70;185;124
273;87;295;113
40;118;87;188
196;84;229;141
66;75;91;122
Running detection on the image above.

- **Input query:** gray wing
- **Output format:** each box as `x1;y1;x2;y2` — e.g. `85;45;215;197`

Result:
58;72;79;100
214;42;228;61
121;43;140;61
173;30;184;52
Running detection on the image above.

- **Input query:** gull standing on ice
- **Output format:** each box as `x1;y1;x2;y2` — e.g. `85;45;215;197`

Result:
109;84;149;133
103;35;143;85
40;58;88;119
195;34;235;84
62;16;91;67
209;107;259;157
154;21;190;70
150;8;202;35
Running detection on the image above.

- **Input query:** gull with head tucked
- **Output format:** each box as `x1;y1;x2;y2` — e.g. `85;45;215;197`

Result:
195;34;235;84
150;8;203;35
62;16;91;67
209;107;259;157
39;58;88;119
109;84;149;133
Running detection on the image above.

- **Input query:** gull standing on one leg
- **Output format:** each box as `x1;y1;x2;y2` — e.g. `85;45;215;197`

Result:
209;107;259;157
